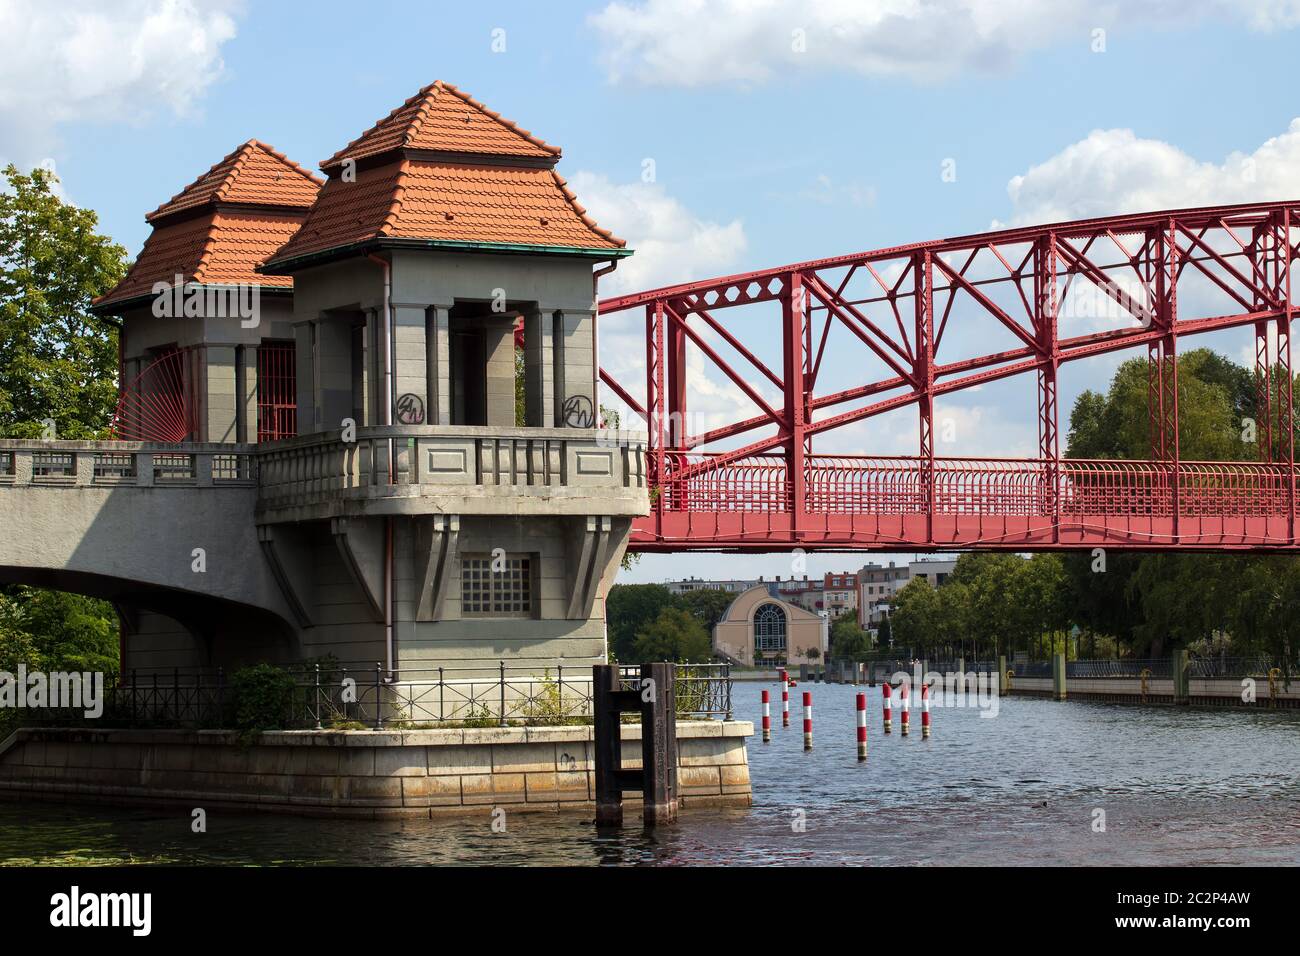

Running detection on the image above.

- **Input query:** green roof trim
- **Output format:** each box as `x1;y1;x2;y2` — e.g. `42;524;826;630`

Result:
260;236;633;275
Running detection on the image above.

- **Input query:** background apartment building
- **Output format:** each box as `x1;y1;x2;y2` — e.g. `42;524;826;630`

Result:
857;558;959;628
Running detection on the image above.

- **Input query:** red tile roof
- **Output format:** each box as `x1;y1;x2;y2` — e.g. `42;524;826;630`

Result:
268;157;625;266
321;81;559;169
96;141;321;309
266;82;626;269
148;140;322;222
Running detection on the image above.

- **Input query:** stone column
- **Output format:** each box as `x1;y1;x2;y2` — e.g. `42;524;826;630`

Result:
483;315;517;427
294;320;316;432
237;343;258;443
392;303;428;425
554;309;596;428
1052;651;1067;701
203;344;238;443
316;318;353;432
351;315;369;426
524;307;554;427
427;304;451;425
364;307;382;426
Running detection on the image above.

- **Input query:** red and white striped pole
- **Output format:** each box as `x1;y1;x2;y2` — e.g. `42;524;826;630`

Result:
921;682;931;739
762;689;771;743
900;681;911;736
802;691;813;750
882;681;893;733
781;670;790;727
856;692;868;761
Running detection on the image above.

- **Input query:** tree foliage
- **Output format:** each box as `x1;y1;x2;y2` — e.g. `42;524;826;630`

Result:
829;609;870;659
0;586;118;676
0;167;126;680
630;606;713;663
606;583;745;663
0;164;126;438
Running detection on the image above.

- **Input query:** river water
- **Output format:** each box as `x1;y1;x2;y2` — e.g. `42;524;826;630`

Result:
1;685;1297;865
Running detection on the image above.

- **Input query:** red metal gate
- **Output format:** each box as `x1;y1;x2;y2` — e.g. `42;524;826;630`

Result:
111;346;194;442
257;343;297;442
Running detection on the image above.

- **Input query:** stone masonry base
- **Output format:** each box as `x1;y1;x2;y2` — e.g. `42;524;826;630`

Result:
0;721;753;819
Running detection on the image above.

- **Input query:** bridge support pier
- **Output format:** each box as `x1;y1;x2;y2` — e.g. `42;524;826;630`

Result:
592;662;679;827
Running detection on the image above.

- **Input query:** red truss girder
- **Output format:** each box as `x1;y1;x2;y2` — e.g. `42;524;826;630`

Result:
598;201;1300;551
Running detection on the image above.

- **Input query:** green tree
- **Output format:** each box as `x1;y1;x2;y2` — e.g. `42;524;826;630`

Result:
1222;555;1300;666
630;606;713;663
1061;550;1144;653
0;164;126;438
0;166;124;693
678;587;735;634
0;587;118;676
605;583;678;662
890;578;940;655
876;612;893;648
1065;348;1251;462
950;553;1022;657
926;580;973;658
829;609;869;659
1021;553;1070;658
1062;346;1295;660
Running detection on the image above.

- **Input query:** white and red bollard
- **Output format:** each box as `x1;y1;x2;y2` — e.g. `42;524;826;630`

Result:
900;682;911;736
802;691;813;750
762;689;771;743
781;670;790;727
921;682;931;739
856;692;868;761
882;681;893;733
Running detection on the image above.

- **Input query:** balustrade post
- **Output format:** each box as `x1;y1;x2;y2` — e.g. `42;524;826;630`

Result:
74;450;94;486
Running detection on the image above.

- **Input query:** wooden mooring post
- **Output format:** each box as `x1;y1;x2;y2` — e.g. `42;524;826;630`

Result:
593;662;679;826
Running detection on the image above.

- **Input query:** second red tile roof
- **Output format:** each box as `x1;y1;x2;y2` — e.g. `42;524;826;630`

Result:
96;141;321;309
148;140;323;222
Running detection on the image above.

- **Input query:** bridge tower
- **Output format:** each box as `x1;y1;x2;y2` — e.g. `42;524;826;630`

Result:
254;81;641;674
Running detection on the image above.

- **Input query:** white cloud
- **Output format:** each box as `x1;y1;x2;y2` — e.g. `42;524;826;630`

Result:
578;170;756;430
589;0;1300;88
0;0;240;160
572;170;747;295
1001;121;1300;226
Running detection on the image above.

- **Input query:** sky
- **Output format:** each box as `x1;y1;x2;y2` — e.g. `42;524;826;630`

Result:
5;0;1300;585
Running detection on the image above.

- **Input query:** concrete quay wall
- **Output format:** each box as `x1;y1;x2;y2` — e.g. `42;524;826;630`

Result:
0;721;753;819
1004;675;1299;706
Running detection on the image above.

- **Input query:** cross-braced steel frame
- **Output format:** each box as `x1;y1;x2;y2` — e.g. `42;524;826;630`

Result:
598;201;1300;552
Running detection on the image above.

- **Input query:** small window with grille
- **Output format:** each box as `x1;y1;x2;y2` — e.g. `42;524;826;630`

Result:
460;553;535;618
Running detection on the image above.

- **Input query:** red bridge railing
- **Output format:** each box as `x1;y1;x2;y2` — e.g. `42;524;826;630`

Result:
635;454;1296;550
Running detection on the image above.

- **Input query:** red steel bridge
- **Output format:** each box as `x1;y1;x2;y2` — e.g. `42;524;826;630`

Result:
598;201;1300;553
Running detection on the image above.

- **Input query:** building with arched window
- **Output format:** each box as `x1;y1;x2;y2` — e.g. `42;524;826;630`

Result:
712;585;826;667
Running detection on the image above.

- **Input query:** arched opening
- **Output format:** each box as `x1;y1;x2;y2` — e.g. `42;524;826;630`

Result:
754;602;787;666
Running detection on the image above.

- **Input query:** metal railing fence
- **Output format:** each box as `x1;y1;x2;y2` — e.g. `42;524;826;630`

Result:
17;661;732;730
